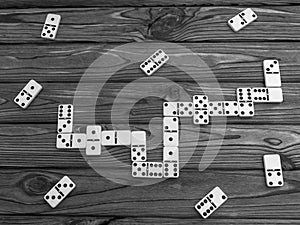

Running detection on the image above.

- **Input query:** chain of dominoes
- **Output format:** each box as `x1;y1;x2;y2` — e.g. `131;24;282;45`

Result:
12;9;285;217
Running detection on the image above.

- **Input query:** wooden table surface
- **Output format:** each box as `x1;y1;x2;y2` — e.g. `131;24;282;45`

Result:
0;0;300;224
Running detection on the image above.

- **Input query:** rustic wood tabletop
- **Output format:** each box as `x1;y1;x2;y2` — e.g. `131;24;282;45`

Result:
0;0;299;224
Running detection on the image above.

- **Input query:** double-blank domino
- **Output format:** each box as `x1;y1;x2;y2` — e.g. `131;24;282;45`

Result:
195;186;228;219
14;79;42;109
228;8;257;32
44;176;76;208
263;154;284;187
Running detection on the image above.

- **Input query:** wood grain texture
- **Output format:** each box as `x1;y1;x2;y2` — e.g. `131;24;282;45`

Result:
0;7;300;43
0;123;298;169
1;216;299;225
0;0;298;8
0;42;299;83
0;169;299;218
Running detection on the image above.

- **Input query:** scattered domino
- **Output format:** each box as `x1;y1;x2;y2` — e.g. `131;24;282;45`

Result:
131;131;147;161
252;88;283;103
263;154;284;187
195;186;228;219
41;13;61;40
228;8;257;32
101;130;131;146
44;176;76;208
86;125;102;155
163;147;179;178
57;104;73;133
193;95;209;124
56;133;86;149
163;117;179;147
263;60;281;87
14;79;42;109
140;49;169;76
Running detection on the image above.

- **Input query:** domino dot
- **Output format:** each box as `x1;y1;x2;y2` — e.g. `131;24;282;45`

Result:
52;27;55;31
169;137;173;141
269;182;273;185
45;195;49;199
229;20;233;23
52;195;56;199
141;148;145;152
278;181;282;185
196;205;201;209
91;146;95;150
106;136;110;140
137;152;140;156
204;199;207;203
200;202;204;206
209;194;213;198
173;118;177;122
252;14;256;17
203;212;207;217
274;60;278;64
222;195;226;200
277;172;281;176
21;92;24;96
51;17;55;21
206;209;210;213
47;30;51;33
210;206;214;210
141;156;145;160
15;98;19;102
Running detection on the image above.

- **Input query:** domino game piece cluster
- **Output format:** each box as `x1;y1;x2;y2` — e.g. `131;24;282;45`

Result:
9;7;286;214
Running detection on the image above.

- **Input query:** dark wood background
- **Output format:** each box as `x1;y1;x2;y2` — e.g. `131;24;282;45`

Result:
0;0;300;224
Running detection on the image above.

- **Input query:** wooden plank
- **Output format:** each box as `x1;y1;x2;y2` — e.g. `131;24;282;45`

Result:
0;0;298;8
0;123;298;169
0;81;299;124
0;7;300;43
0;168;299;218
0;216;299;225
0;42;299;84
